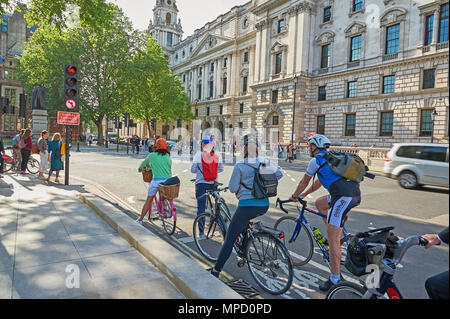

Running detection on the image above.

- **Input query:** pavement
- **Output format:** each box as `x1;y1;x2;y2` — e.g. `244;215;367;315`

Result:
0;173;242;299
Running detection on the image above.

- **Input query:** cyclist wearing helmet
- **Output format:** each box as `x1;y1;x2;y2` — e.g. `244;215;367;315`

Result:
290;134;361;291
136;138;172;224
210;134;283;278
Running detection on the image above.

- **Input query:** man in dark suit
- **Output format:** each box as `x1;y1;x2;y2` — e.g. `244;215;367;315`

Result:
422;227;449;299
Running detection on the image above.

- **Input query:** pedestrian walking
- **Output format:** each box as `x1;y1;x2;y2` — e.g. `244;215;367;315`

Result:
191;136;224;236
20;129;33;174
136;136;141;155
0;135;5;179
38;130;49;179
47;133;64;183
88;135;93;147
130;136;136;154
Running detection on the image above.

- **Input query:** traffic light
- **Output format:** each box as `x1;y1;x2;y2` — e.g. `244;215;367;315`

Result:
123;112;129;127
64;64;78;110
19;94;27;117
151;118;156;131
177;118;181;128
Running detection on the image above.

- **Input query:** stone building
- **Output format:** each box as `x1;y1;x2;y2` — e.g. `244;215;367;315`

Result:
149;0;449;147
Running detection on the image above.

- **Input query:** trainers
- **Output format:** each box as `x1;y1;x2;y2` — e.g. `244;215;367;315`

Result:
136;219;143;225
319;275;344;292
209;268;220;278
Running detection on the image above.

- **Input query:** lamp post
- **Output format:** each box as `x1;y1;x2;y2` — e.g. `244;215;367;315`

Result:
431;109;438;143
290;75;299;146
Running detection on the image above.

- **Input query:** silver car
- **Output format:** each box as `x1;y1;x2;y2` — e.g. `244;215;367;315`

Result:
383;143;449;189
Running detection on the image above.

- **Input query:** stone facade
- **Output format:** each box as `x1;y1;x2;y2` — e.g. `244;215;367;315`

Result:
150;0;449;146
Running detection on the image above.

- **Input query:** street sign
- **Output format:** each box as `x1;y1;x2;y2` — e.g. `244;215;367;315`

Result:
66;99;77;110
58;111;80;126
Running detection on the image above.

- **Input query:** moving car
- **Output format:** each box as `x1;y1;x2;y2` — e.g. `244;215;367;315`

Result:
384;143;449;189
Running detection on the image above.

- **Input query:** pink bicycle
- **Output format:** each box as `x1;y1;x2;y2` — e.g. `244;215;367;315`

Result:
148;186;177;235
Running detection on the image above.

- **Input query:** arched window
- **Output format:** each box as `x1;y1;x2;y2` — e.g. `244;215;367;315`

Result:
166;13;171;25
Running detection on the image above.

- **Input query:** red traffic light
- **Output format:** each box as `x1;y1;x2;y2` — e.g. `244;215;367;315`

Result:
67;66;77;75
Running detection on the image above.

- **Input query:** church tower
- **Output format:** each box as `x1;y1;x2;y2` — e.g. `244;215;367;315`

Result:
148;0;183;53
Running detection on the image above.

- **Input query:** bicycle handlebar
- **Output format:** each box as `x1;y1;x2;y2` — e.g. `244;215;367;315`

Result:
196;186;229;200
276;197;307;214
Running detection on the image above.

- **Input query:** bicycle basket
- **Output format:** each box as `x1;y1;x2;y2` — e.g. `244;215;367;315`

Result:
142;169;153;183
159;184;180;199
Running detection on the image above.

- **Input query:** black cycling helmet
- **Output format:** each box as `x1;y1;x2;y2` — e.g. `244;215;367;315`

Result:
345;236;369;276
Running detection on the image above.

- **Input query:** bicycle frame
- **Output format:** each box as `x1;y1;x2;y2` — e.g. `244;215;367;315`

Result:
149;191;176;221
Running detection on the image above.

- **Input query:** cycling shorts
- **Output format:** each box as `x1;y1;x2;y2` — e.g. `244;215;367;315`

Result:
326;179;361;228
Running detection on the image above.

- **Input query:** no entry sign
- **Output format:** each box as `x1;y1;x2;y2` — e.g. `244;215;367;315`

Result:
57;111;80;126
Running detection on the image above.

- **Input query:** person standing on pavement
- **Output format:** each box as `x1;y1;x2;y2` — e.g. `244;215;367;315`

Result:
210;134;283;278
88;135;93;147
37;130;49;179
12;129;24;168
289;134;361;291
0;135;5;179
136;136;141;155
191;136;224;236
47;133;64;183
130;136;136;154
422;227;449;299
136;138;172;224
20;129;33;174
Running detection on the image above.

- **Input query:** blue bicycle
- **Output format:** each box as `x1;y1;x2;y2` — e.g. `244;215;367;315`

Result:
274;197;352;268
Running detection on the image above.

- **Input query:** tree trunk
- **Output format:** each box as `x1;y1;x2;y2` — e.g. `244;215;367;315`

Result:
145;118;151;138
96;115;105;146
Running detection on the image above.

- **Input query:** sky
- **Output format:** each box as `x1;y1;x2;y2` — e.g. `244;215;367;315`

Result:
113;0;250;38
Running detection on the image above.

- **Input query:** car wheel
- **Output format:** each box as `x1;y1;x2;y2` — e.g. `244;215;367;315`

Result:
398;171;418;189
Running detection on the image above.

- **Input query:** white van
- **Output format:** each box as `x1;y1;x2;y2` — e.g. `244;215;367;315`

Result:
383;143;449;189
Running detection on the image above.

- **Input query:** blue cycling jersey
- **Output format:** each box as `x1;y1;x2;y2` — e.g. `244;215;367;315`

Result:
305;150;342;191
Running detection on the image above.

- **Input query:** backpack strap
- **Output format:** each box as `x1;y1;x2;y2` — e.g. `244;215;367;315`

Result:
239;162;260;190
313;153;328;184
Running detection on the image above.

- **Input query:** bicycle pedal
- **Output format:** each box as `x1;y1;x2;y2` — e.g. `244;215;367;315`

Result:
237;259;245;268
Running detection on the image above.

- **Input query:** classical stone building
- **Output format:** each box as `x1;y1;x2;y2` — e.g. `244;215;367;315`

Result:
150;0;449;147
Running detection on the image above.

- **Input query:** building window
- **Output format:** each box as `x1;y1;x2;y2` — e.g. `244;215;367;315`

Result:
350;35;362;62
197;84;202;100
167;32;173;47
240;103;244;113
272;90;278;104
223;58;227;68
439;3;449;43
323;6;332;23
272;115;279;126
278;19;286;33
385;24;400;54
210;63;214;72
195;108;198;117
347;81;358;98
219;105;223;115
352;0;363;12
206;107;210;116
321;44;330;68
425;14;434;46
275;53;282;74
383;75;395;94
182;74;186;83
242;76;248;93
223;77;227;95
318;86;326;101
239;122;243;129
423;69;436;89
4;88;17;107
317;115;325;134
208;81;214;98
420;109;433;136
243;51;249;63
345;113;356;136
380;112;394;136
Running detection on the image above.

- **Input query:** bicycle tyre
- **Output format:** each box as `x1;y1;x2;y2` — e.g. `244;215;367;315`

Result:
27;158;40;174
246;232;293;295
326;281;367;299
274;216;314;267
161;198;176;236
2;155;14;172
193;212;226;262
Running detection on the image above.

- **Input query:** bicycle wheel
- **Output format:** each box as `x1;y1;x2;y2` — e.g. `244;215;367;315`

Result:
27;158;40;174
161;199;176;235
246;232;293;295
217;200;231;228
193;212;226;262
2;155;14;172
274;216;314;267
326;281;367;299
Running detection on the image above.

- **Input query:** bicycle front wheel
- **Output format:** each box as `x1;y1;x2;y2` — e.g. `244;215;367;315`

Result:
274;216;314;267
161;199;176;235
27;158;40;174
2;155;14;172
193;212;226;262
217;200;231;228
326;281;367;299
246;232;293;295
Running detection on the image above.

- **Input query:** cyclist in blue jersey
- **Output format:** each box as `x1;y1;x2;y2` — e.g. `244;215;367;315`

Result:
290;134;361;291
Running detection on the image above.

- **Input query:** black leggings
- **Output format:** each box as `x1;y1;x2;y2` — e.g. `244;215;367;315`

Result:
214;205;269;272
21;149;31;172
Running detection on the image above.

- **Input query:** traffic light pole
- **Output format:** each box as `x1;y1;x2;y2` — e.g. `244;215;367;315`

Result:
65;125;71;186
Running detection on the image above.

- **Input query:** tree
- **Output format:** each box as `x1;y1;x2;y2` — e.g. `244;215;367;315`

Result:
120;36;193;138
16;6;136;145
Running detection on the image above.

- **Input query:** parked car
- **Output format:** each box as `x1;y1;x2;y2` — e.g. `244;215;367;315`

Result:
383;143;449;189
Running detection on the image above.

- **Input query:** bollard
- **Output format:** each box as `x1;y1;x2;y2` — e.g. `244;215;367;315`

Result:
76;142;80;152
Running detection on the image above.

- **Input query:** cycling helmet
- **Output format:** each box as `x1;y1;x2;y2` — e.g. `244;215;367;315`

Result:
306;132;317;146
202;136;213;145
307;134;331;149
155;138;168;150
345;236;369;276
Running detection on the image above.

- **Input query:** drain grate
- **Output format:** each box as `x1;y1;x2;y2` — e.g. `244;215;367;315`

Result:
226;279;261;299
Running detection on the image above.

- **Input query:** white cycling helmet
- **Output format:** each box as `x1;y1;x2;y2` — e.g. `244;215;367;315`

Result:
307;134;331;149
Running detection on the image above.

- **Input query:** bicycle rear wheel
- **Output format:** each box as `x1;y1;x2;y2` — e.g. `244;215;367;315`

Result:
161;199;176;235
246;232;293;295
326;282;366;299
27;158;40;174
2;155;14;172
193;212;226;262
274;216;314;267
